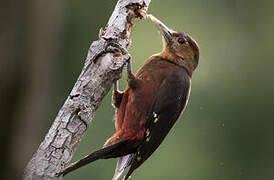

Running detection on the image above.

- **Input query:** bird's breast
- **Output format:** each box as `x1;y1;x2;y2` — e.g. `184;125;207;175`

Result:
115;57;182;141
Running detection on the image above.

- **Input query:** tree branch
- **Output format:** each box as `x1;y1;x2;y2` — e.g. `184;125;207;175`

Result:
23;0;151;179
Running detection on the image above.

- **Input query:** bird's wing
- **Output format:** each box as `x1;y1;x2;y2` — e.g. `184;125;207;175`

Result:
124;68;191;180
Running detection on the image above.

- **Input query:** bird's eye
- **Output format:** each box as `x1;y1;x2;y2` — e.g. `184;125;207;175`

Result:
177;37;186;44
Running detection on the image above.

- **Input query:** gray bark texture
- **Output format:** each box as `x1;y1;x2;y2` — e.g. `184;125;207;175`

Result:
23;0;151;179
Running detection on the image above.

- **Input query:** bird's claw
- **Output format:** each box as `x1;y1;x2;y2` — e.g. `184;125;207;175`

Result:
112;80;123;108
126;58;132;73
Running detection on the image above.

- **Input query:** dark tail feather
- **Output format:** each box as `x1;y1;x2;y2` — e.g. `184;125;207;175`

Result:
56;141;127;177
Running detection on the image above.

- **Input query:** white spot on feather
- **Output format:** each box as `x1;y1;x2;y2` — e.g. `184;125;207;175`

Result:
153;112;157;118
146;129;150;137
153;112;159;123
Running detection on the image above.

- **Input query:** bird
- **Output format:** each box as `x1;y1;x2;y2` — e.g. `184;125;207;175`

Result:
57;14;200;180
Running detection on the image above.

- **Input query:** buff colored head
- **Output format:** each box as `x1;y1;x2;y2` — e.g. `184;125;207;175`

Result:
148;14;200;73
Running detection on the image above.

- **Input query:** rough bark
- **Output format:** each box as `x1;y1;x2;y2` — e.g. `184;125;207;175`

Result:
23;0;151;179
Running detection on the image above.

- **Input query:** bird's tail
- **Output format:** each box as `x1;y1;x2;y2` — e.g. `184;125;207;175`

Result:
56;141;130;177
112;153;135;180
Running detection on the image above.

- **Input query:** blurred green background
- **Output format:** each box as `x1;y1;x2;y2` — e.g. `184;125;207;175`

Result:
1;0;274;179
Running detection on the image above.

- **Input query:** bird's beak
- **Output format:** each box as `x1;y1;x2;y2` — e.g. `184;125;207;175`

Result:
148;14;173;45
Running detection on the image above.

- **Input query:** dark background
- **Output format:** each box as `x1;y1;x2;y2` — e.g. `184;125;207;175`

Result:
1;0;274;179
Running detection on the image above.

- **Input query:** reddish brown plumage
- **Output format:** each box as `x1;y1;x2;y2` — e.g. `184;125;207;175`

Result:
105;55;189;147
57;15;200;180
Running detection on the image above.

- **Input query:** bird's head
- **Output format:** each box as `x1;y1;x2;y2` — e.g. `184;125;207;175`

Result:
148;15;200;75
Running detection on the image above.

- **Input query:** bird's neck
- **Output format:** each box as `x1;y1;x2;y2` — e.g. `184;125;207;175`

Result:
157;50;194;76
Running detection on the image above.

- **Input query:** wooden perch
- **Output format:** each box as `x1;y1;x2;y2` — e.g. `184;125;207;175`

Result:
23;0;151;179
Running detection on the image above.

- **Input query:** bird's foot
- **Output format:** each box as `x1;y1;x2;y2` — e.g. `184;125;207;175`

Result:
112;80;123;108
126;59;139;89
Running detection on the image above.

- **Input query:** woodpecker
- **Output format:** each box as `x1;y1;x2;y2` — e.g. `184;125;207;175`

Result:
57;14;200;180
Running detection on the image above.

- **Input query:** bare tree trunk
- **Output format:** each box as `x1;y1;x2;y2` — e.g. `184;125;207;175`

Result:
23;0;151;179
